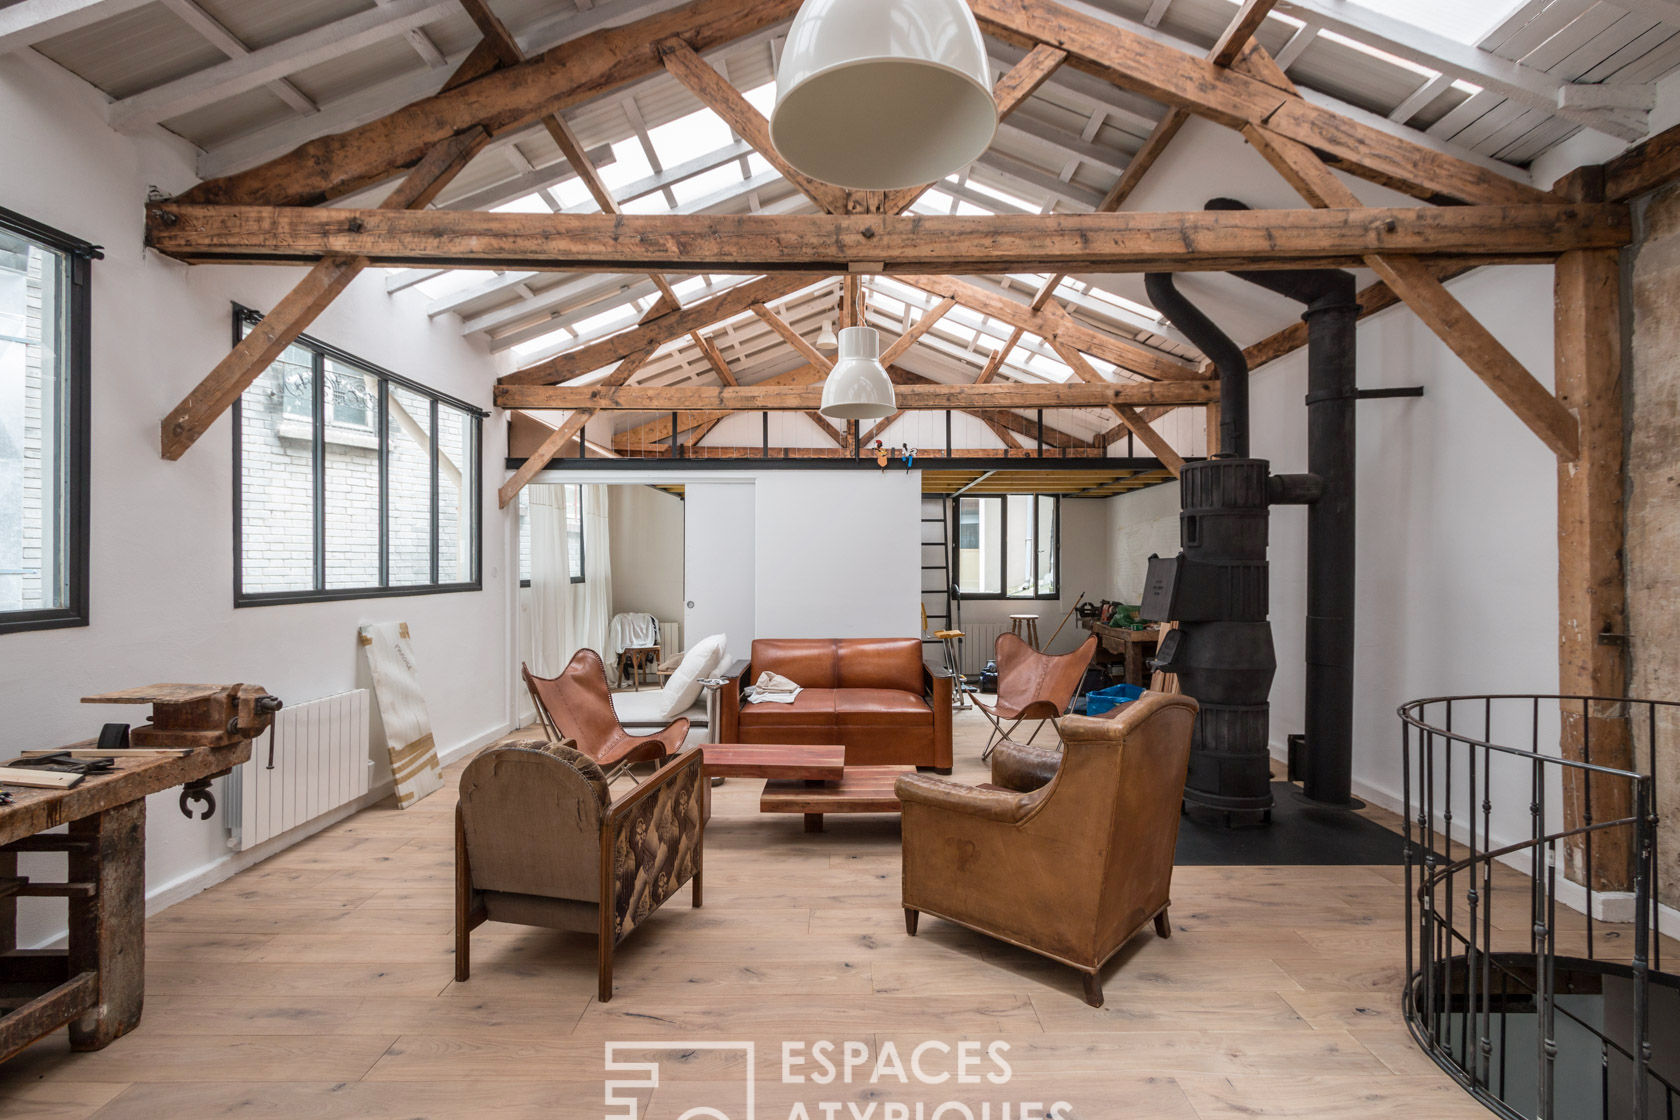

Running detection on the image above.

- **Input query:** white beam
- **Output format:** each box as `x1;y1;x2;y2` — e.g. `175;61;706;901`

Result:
108;0;458;131
1273;0;1649;140
159;0;317;117
0;0;153;55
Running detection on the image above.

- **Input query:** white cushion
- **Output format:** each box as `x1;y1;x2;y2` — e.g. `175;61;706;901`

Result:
611;689;679;727
651;633;727;721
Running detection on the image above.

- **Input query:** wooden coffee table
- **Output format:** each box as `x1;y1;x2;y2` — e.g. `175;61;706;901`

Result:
760;765;913;833
698;744;845;822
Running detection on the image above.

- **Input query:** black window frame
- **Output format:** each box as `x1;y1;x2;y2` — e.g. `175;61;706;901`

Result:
516;483;585;587
231;305;487;607
0;206;97;637
951;493;1060;601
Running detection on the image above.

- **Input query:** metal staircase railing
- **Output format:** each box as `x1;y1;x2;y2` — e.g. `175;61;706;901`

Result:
1398;694;1677;1120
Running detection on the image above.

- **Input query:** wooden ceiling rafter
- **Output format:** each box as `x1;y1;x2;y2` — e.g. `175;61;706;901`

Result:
496;378;1217;412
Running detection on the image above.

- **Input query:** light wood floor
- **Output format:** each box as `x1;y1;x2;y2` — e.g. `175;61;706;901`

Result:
0;709;1643;1119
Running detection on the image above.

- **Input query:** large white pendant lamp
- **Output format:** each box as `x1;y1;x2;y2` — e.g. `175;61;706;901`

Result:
819;326;897;420
770;0;998;190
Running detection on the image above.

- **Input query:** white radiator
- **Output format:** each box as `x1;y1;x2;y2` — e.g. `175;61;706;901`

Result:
957;622;1006;677
658;620;680;659
226;689;372;851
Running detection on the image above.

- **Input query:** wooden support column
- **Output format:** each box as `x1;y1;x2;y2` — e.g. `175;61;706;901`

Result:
1555;175;1634;891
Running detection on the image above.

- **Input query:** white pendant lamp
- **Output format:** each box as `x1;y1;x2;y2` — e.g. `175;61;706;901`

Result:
815;319;839;351
820;326;897;420
770;0;998;190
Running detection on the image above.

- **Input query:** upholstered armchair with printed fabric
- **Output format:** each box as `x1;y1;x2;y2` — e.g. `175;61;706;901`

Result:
896;692;1198;1007
455;741;704;1002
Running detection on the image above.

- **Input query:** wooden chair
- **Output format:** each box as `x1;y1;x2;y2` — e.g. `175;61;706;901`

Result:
522;650;689;782
897;693;1199;1007
972;632;1098;760
455;742;705;1002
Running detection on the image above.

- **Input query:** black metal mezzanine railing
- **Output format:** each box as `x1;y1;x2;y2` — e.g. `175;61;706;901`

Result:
1399;694;1677;1120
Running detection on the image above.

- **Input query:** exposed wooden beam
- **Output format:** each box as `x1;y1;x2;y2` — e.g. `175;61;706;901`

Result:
147;205;1629;275
880;297;957;365
497;347;655;507
499;378;1218;411
1051;341;1184;475
158;127;490;461
1210;0;1279;67
174;0;802;208
751;303;834;372
690;332;737;385
1601;119;1680;203
967;0;1549;205
977;328;1025;384
503;273;823;386
656;38;852;215
842;274;862;329
458;0;682;312
1243;123;1579;459
1554;235;1632;891
879;44;1070;215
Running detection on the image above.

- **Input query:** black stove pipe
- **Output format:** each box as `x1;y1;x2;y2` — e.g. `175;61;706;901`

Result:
1144;273;1248;458
1208;198;1361;806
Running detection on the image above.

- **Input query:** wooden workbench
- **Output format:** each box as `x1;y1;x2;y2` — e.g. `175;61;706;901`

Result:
0;683;275;1063
1082;619;1162;687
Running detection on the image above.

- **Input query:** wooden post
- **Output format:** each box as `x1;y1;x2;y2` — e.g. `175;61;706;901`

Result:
67;799;146;1050
1554;173;1633;892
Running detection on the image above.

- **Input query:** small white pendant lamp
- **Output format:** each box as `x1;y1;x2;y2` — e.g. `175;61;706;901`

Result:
770;0;998;190
815;319;839;351
820;326;897;420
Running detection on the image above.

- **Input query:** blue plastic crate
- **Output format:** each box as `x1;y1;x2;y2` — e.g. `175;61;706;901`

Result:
1083;683;1145;717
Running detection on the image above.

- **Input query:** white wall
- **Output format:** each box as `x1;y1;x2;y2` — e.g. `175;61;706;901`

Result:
0;54;514;947
608;484;684;624
683;481;756;654
1106;481;1182;604
1250;266;1559;838
753;471;920;639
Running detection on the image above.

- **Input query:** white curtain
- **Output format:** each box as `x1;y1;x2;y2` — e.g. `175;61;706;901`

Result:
528;484;613;678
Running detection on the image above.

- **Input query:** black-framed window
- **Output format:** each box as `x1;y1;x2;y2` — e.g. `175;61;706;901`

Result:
0;207;95;635
953;494;1058;599
232;306;485;606
516;483;584;587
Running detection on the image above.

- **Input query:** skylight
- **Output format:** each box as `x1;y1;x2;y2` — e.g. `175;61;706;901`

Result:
1339;0;1527;47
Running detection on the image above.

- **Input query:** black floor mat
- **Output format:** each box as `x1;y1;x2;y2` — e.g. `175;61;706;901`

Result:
1174;781;1405;865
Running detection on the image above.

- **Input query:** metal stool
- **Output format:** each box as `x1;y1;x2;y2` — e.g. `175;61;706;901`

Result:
1009;613;1041;650
932;628;970;710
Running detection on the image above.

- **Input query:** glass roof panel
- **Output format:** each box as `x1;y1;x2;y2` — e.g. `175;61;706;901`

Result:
598;137;655;191
1336;0;1528;46
648;106;734;167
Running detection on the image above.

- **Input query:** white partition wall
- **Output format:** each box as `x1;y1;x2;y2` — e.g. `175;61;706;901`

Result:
683;481;757;656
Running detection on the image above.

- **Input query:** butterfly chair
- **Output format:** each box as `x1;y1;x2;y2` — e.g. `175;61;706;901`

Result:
973;633;1098;761
522;650;690;783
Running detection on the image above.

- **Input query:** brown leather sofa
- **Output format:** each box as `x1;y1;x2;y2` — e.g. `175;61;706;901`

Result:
716;638;952;771
896;692;1199;1007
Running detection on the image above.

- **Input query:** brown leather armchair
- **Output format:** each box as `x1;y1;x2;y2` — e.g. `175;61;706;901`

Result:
896;692;1199;1007
455;742;704;1002
973;633;1098;760
523;650;689;780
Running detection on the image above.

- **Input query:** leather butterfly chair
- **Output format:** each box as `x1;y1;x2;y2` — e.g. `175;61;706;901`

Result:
522;650;689;782
897;692;1199;1007
973;633;1098;761
456;741;705;1002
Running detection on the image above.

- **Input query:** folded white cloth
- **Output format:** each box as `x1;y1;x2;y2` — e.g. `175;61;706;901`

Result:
745;670;802;704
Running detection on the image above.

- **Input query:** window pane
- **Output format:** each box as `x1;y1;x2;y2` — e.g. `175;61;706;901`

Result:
239;343;316;594
565;483;584;581
955;496;1000;595
386;385;433;586
437;403;470;584
1005;494;1034;596
1037;497;1058;597
322;365;381;590
0;232;69;614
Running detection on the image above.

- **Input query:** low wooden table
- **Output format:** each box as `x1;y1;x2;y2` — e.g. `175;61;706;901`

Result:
760;766;913;833
698;744;844;821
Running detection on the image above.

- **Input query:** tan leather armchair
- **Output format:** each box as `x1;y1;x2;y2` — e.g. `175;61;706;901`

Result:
523;650;689;780
896;692;1199;1007
455;742;705;1002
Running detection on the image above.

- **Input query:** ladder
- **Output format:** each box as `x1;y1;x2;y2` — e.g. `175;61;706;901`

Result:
920;495;961;675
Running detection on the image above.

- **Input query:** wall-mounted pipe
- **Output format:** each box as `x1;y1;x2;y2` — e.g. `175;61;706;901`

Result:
1143;272;1248;458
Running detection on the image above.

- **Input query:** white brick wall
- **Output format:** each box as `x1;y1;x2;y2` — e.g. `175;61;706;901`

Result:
238;350;470;595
